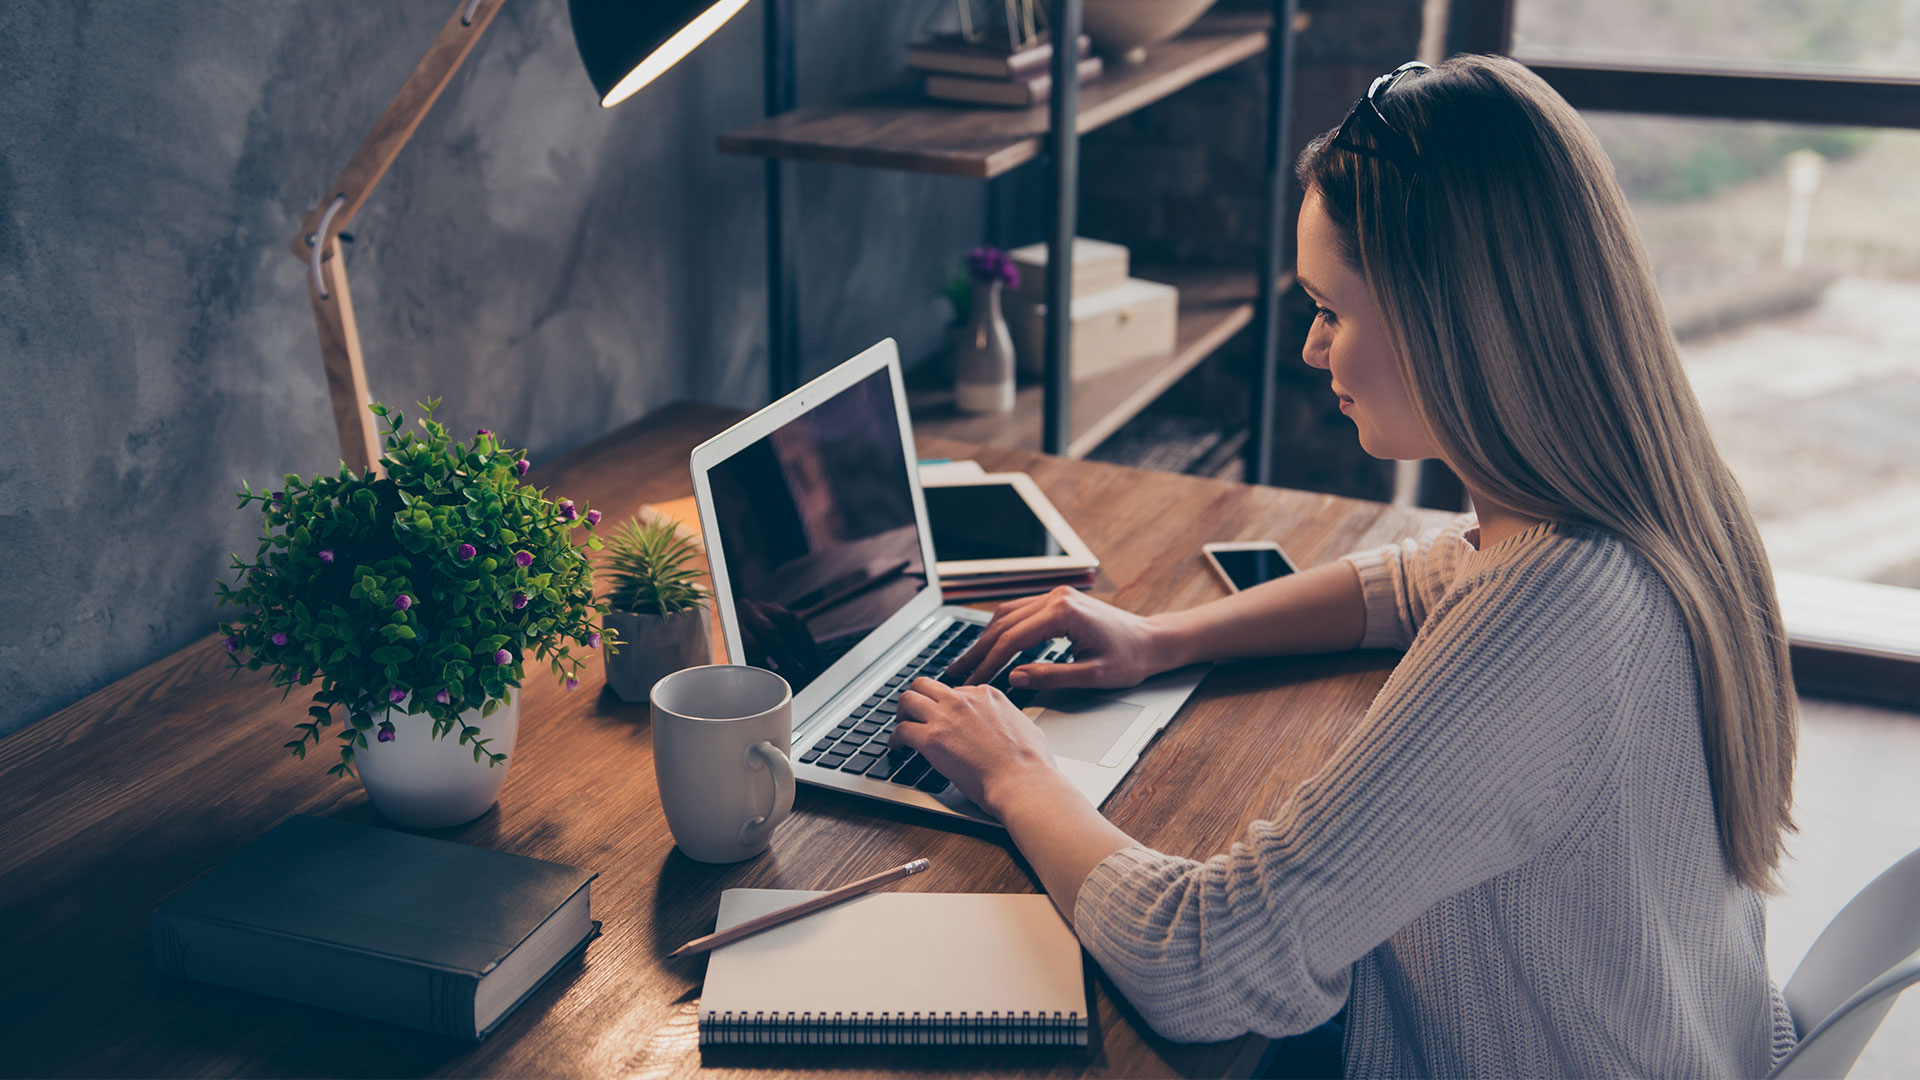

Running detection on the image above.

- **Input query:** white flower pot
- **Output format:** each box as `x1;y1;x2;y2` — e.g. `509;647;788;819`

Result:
353;690;519;829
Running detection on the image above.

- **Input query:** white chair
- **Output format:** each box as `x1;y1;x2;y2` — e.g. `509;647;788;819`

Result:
1767;846;1920;1079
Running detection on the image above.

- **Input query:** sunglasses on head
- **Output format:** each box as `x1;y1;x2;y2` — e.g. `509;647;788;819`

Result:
1329;60;1429;173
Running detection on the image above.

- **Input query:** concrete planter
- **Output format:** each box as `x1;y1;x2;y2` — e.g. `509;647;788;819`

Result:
603;604;712;704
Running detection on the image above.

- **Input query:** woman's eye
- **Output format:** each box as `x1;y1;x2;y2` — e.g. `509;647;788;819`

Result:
1312;304;1336;325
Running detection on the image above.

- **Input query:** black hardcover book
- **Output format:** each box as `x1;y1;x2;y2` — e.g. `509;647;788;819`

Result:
153;815;599;1041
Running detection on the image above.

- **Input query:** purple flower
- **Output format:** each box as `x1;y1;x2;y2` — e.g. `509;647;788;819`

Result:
586;631;602;650
476;428;492;438
434;688;452;705
494;649;512;666
318;549;335;564
457;543;477;561
966;246;1020;290
565;677;580;692
223;635;239;653
514;458;530;476
271;631;288;646
393;593;412;611
388;687;406;704
377;720;396;743
512;591;529;610
558;499;578;522
513;550;532;568
585;509;602;527
270;491;284;505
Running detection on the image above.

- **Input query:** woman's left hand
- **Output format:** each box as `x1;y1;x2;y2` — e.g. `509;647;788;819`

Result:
893;677;1056;814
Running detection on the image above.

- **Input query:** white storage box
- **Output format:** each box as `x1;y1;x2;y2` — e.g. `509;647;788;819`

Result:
1006;276;1179;380
1008;238;1131;305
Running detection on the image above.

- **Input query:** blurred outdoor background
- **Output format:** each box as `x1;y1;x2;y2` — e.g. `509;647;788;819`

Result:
1515;0;1920;589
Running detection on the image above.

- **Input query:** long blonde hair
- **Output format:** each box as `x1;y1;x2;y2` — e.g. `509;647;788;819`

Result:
1298;55;1796;891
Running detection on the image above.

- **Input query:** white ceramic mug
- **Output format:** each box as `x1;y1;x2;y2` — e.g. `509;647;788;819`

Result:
650;665;797;863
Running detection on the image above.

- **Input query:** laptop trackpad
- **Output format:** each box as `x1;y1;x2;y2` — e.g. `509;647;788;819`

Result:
1025;692;1144;766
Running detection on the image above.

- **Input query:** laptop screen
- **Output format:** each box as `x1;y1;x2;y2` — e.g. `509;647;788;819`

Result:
702;367;930;696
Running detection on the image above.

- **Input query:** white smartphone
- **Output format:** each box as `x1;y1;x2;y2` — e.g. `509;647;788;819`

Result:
1202;540;1301;593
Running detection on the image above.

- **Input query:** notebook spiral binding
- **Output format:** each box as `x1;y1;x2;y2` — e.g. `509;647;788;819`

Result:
699;1009;1089;1046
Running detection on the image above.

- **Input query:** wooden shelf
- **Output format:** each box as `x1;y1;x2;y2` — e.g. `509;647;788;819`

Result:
908;265;1292;458
717;13;1271;179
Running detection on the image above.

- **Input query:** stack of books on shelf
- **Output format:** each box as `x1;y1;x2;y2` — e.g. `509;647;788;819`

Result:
908;32;1101;107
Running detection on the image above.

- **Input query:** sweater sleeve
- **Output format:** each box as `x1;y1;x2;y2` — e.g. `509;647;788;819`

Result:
1073;543;1625;1043
1341;513;1479;650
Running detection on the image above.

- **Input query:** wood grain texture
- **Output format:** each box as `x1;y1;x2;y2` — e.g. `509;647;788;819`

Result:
0;401;1451;1078
309;235;381;476
716;14;1271;179
909;268;1290;457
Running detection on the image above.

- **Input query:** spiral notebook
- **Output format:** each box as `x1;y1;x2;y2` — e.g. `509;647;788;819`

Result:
698;889;1089;1047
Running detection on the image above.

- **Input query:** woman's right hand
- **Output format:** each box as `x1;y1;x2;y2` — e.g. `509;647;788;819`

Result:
946;587;1175;691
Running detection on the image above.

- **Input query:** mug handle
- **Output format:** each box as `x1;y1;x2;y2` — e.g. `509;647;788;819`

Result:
738;740;795;848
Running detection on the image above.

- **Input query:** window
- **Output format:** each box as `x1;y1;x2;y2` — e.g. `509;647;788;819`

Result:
1514;0;1920;77
1582;114;1920;587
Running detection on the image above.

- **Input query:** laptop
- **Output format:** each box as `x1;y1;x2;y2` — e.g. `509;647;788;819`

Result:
689;338;1208;825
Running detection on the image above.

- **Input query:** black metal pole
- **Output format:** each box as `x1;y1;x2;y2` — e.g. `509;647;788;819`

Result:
1042;0;1081;456
765;0;800;400
1249;0;1297;485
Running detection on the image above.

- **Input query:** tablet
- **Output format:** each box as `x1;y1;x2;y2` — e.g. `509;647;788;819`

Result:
919;472;1099;579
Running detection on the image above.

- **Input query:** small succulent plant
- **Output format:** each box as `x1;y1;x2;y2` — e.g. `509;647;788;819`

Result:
604;516;710;618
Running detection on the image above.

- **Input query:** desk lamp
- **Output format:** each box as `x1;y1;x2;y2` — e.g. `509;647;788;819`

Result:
291;0;751;473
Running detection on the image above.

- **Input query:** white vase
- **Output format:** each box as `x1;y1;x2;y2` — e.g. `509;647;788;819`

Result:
953;278;1016;414
353;690;520;829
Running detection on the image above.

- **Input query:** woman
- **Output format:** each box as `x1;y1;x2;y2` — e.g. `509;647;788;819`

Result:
893;55;1799;1077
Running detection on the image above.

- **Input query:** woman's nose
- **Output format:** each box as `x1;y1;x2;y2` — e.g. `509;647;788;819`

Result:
1301;324;1331;370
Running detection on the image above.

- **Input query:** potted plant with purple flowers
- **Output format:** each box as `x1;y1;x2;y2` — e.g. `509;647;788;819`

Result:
952;246;1021;414
215;400;610;829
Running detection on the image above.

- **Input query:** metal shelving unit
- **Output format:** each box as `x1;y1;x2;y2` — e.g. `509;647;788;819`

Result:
724;1;1299;482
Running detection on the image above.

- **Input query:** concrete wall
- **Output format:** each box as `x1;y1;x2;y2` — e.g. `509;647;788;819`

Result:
0;0;983;737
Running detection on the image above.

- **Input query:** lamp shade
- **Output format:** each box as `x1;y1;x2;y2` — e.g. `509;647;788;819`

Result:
569;0;752;108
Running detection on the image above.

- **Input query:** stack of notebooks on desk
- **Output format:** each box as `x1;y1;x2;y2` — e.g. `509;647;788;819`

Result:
909;32;1101;107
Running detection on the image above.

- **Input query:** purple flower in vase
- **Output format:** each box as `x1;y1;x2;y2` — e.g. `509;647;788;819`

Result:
565;677;580;692
512;591;529;610
271;631;288;646
434;688;452;706
585;509;601;527
494;649;513;666
514;459;530;477
513;550;533;568
387;687;406;705
476;428;493;438
224;635;239;653
393;593;412;611
558;499;578;522
586;631;602;650
457;543;477;561
318;549;335;564
377;720;396;743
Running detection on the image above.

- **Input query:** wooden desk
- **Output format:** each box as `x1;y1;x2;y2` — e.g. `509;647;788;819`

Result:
0;403;1450;1078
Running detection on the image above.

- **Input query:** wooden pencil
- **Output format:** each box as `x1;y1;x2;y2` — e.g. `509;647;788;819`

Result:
667;858;932;958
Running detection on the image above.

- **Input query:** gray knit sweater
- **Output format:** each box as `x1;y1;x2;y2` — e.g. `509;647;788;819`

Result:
1073;515;1796;1077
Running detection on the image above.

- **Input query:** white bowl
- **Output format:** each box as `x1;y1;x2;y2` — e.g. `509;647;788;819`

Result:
1081;0;1221;56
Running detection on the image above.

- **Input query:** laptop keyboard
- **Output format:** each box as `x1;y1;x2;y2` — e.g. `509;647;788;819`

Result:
796;620;1071;797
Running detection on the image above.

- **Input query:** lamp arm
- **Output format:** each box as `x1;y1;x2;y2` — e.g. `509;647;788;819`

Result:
288;0;507;261
289;0;508;473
